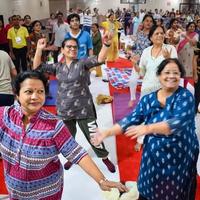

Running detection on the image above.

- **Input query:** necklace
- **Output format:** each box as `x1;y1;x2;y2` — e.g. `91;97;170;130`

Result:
151;46;162;60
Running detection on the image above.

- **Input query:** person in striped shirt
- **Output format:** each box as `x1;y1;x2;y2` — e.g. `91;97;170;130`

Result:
0;70;127;200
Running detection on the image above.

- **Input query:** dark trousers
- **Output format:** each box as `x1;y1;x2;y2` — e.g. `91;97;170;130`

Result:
13;46;28;73
53;47;61;63
0;94;15;106
0;43;9;54
124;23;130;35
194;72;200;113
63;118;109;158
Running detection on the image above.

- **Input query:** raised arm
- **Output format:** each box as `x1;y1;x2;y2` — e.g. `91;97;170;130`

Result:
130;54;140;73
97;32;113;63
33;38;47;69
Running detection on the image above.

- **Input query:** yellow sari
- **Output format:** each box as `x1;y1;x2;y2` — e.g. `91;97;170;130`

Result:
101;20;120;61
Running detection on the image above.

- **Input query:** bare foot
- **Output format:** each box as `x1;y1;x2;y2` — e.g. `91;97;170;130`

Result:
134;143;142;152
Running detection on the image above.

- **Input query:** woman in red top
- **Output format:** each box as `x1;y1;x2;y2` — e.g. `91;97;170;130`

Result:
0;18;9;53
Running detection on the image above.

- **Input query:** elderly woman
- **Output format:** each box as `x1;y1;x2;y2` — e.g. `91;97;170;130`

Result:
165;18;183;46
130;25;177;151
128;14;155;108
33;34;116;173
177;21;199;81
92;58;199;200
0;70;127;200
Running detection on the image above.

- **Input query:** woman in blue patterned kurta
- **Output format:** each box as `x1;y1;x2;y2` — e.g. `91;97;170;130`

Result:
91;58;199;200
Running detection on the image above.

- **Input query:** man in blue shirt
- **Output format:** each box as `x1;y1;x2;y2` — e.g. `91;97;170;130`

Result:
65;13;93;59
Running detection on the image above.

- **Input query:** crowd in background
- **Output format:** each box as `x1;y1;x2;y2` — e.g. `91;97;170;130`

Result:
0;4;200;200
1;4;200;141
0;5;200;131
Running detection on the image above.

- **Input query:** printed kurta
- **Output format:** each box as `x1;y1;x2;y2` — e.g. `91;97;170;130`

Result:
0;103;87;200
134;31;151;56
118;87;199;200
40;56;101;120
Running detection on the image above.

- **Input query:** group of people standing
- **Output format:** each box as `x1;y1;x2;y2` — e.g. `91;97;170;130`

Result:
0;6;200;200
0;16;128;199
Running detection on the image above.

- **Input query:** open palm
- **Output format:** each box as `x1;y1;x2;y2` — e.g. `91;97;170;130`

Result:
90;129;106;146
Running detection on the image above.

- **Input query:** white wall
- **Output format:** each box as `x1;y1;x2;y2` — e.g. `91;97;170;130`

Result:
83;0;129;15
0;0;50;24
71;0;181;15
49;0;67;16
0;0;13;24
139;0;180;12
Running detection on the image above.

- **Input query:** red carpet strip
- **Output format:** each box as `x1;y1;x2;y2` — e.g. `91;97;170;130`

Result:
0;160;8;194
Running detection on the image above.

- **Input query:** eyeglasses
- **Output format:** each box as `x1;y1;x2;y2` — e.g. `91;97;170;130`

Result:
65;45;78;50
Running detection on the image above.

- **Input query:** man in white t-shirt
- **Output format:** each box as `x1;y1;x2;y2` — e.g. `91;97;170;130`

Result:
0;50;17;106
139;9;146;24
50;12;70;62
0;50;17;158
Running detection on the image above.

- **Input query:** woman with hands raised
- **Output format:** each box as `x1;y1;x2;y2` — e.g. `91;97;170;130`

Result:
129;25;177;151
33;32;118;174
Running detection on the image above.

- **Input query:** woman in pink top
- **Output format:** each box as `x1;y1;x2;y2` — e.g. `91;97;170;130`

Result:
0;18;9;53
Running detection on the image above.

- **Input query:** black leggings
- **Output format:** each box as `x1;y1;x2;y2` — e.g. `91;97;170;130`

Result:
13;46;28;73
63;118;109;158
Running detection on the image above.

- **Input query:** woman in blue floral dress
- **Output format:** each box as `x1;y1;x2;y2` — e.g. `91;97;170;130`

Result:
92;58;199;200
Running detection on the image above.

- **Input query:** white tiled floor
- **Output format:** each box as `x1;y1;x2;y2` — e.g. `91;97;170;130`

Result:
1;70;200;200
